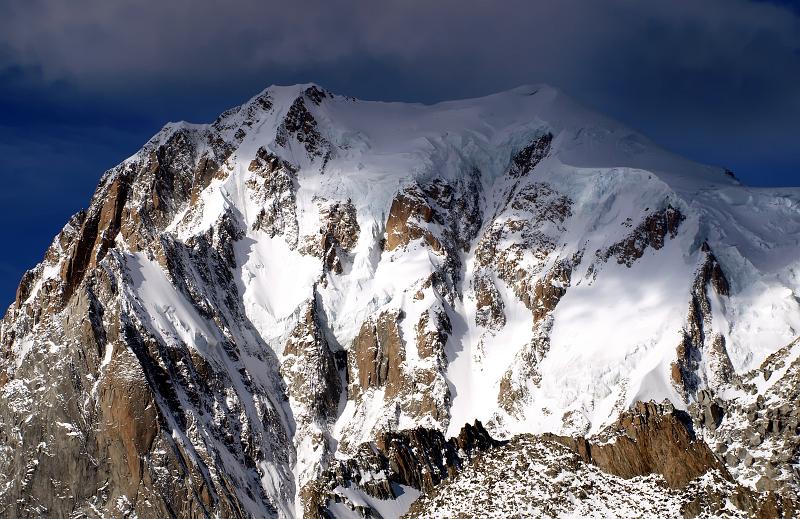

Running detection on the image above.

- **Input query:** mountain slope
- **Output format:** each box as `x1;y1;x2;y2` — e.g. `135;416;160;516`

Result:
1;83;798;517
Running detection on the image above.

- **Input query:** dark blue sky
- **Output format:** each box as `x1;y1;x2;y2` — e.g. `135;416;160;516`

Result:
1;0;799;306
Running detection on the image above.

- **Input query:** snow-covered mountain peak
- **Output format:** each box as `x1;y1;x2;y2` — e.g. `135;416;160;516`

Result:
2;83;799;518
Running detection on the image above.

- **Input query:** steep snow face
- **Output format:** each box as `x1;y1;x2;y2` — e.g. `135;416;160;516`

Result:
2;82;799;517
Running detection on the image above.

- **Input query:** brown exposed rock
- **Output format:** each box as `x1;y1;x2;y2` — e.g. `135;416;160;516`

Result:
606;205;684;267
385;188;441;253
530;258;572;322
13;270;37;309
0;110;299;518
404;368;450;423
8;86;800;519
47;122;239;307
282;295;343;517
345;305;451;430
86;175;130;263
311;421;500;517
44;211;86;266
189;156;222;206
474;182;573;323
320;199;360;252
247;147;300;246
497;369;526;416
275;94;330;160
415;310;451;360
421;174;483;252
509;133;553;177
303;85;329;105
97;347;159;495
473;273;506;330
509;182;572;222
548;401;727;488
405;432;792;519
348;310;406;400
300;198;360;274
282;297;341;421
59;174;131;303
494;253;580;416
145;127;225;230
698;242;730;296
672;245;733;394
248;145;285;174
707;334;736;387
494;320;549;416
374;422;499;493
594;407;722;488
754;493;799;519
384;173;482;310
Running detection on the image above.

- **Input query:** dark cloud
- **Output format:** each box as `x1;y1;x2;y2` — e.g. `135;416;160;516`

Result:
3;1;799;148
2;1;798;97
0;0;799;303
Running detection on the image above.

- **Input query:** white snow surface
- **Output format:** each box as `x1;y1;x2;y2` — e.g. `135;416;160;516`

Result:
329;484;420;519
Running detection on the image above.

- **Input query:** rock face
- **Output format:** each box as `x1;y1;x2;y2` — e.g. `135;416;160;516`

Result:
508;132;553;178
248;146;300;245
281;293;346;517
276;87;332;163
312;421;499;517
605;205;684;267
549;401;726;488
59;175;131;302
385;189;440;253
406;433;787;519
1;83;800;517
299;198;360;274
672;243;733;394
348;309;406;399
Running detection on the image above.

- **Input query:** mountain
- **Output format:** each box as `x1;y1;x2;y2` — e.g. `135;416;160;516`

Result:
1;83;799;518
